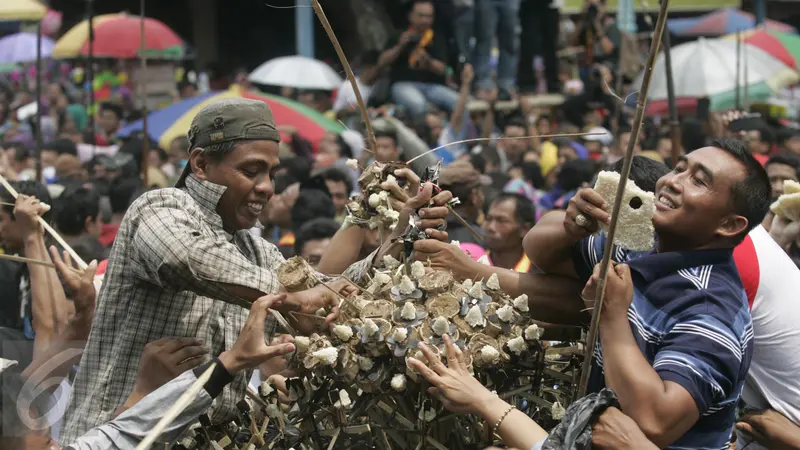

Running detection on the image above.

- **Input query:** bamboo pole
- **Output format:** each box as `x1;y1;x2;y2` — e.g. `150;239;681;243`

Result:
140;0;149;187
87;0;95;150
577;0;671;398
34;22;43;182
311;0;376;155
661;29;681;167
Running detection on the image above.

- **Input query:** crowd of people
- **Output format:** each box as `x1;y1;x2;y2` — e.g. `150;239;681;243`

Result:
0;0;799;448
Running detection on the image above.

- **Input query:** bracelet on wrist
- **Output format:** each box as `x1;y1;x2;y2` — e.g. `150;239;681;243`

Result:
492;404;516;433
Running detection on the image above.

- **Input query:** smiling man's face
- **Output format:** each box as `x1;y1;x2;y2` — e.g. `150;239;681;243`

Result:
653;146;748;248
191;140;280;232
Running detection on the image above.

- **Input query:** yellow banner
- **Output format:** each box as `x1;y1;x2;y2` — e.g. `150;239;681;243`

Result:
561;0;741;13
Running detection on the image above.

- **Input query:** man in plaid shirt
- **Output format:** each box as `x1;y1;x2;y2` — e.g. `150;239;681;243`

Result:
62;98;452;442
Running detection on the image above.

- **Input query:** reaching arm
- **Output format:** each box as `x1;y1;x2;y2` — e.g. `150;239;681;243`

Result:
448;65;473;136
132;196;279;306
318;226;369;275
525;188;610;277
14;195;71;355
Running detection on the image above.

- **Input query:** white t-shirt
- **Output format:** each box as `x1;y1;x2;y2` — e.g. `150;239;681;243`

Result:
332;77;372;113
733;225;800;447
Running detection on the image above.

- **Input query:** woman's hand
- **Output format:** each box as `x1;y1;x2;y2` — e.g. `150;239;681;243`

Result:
408;335;496;415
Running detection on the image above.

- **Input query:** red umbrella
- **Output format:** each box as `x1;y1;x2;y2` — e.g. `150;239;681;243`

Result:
53;13;185;59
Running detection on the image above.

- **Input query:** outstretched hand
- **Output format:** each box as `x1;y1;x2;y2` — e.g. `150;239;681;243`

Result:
408;335;495;415
50;246;98;319
219;295;296;374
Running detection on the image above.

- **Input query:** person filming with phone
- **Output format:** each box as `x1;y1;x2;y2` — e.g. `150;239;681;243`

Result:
571;0;621;79
380;0;460;118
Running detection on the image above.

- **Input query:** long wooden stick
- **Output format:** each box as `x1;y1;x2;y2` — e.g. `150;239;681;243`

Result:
577;0;671;398
311;0;376;154
406;131;606;165
135;363;216;450
0;253;55;268
0;174;87;269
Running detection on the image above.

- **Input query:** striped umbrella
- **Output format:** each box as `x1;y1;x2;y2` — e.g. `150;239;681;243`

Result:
668;8;795;37
53;13;185;59
722;29;800;69
0;0;46;21
117;86;345;150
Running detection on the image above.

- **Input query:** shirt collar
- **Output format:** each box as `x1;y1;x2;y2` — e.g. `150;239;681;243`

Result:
628;247;734;284
183;175;264;237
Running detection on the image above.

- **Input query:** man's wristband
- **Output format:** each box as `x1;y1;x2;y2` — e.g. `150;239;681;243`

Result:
194;358;235;399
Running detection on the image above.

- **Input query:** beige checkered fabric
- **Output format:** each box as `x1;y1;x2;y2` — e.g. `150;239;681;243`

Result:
61;175;373;442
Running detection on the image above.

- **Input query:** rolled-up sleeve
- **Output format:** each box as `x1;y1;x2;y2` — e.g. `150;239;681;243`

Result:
65;370;213;450
132;196;278;305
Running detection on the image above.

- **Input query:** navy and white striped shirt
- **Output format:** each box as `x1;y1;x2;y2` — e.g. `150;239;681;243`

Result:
573;233;754;450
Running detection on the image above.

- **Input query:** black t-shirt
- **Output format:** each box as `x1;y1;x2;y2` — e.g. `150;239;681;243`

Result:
386;30;449;85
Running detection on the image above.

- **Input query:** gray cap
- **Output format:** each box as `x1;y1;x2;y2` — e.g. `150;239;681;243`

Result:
176;98;281;187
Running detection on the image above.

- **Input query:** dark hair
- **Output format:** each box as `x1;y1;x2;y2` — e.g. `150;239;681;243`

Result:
100;102;123;119
55;185;100;235
504;117;527;131
276;157;312;192
521;161;546;190
291;189;335;232
42;138;78;157
710;138;771;241
335;134;354;159
0;180;54;223
766;152;800;179
108;176;142;214
605;155;669;193
681;118;706;154
757;126;775;146
361;50;381;67
374;128;398;146
469;153;487;174
321;168;353;190
557;159;597;192
294;218;340;255
491;192;536;228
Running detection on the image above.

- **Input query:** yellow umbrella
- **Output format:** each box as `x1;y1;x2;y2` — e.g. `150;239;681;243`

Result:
52;14;116;59
0;0;47;21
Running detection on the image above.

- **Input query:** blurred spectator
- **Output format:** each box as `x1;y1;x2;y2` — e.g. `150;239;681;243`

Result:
439;160;486;245
777;127;800;156
54;154;86;187
483;192;535;272
280;189;336;258
41;139;78;170
743;125;775;166
297;90;332;114
293;218;340;268
571;0;620;76
265;181;300;246
539;158;596;210
382;0;459;117
497;117;533;169
765;153;800;203
55;184;108;262
519;0;560;94
321;168;353;224
101;176;141;247
333;51;384;113
452;0;475;64
374;128;403;163
98;102;123;143
474;0;520;99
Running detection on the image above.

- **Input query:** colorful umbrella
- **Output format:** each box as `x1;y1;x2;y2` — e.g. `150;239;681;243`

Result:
722;29;800;69
117;86;345;150
52;13;185;59
668;8;795;37
0;0;46;21
0;32;55;63
644;81;778;116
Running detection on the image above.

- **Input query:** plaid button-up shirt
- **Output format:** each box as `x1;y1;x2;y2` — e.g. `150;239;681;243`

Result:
61;175;373;443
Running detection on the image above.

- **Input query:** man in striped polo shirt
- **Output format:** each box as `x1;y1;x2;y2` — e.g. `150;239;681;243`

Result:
527;139;771;449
